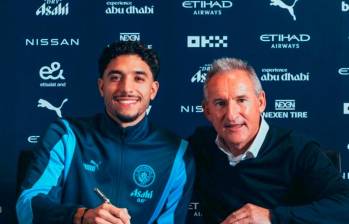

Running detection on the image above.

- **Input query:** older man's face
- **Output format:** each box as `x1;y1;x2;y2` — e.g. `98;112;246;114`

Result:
204;70;266;155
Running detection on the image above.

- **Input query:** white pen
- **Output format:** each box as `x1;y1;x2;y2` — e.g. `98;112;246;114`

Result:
94;187;111;204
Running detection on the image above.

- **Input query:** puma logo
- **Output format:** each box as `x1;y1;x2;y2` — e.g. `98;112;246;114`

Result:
270;0;298;21
83;160;102;172
37;98;68;118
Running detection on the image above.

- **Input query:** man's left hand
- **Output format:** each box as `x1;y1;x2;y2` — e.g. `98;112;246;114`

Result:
220;203;271;224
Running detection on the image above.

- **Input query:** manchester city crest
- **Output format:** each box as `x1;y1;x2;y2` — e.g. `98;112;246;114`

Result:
133;164;156;188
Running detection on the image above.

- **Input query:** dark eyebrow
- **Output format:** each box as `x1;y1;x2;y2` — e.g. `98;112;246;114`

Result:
106;70;123;77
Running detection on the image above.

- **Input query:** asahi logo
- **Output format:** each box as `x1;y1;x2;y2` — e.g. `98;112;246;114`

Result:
39;61;67;87
36;0;69;16
260;68;310;82
182;0;233;16
191;64;211;83
105;1;154;15
259;33;310;49
187;35;228;48
130;188;154;203
263;99;308;119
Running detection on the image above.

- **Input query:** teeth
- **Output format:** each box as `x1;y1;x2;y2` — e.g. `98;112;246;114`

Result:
117;99;137;104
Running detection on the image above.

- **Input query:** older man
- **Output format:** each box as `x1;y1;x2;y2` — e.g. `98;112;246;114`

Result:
190;58;349;224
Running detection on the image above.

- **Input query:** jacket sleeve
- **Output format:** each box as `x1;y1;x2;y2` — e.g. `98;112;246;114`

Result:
271;143;349;224
16;119;79;224
148;140;196;224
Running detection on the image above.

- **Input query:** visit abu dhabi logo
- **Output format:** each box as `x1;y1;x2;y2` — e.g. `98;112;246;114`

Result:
269;0;299;21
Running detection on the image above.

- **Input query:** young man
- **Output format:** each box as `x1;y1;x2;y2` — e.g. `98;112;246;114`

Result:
16;41;195;224
190;57;349;224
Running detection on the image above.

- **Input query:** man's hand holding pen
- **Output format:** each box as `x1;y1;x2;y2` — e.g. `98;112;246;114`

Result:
74;188;131;224
81;203;131;224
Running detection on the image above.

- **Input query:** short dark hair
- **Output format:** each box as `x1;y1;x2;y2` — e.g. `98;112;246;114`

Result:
98;41;160;80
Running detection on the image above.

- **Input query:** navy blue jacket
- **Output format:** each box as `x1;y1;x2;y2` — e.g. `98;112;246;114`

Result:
190;125;349;224
16;113;195;224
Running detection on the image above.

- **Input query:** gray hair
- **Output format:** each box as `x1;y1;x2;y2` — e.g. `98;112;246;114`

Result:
203;58;263;100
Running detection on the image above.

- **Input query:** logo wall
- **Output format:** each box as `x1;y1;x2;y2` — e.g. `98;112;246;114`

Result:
263;99;308;119
187;36;228;48
105;1;154;15
182;0;233;16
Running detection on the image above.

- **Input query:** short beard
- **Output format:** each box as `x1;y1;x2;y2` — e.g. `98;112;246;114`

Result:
113;111;140;123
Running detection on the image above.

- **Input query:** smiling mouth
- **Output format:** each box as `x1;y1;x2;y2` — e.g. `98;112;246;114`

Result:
112;96;140;105
224;123;244;130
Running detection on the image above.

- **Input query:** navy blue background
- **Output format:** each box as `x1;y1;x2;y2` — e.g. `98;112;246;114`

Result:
1;0;349;223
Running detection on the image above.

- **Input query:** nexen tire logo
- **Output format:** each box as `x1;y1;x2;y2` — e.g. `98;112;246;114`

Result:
187;36;228;48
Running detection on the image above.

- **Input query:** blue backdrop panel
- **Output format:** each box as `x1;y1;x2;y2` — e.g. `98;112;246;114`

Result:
1;0;348;223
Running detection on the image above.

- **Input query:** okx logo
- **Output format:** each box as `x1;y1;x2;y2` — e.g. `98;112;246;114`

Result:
270;0;299;21
187;35;228;48
37;98;68;117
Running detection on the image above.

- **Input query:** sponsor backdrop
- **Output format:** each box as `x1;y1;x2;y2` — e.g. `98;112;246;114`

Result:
1;0;349;223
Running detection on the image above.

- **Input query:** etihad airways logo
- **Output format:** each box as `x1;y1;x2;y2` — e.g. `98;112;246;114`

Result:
36;0;69;16
182;0;233;16
39;62;67;87
189;202;203;217
260;68;310;82
191;64;211;83
105;1;154;15
270;0;299;21
259;33;310;49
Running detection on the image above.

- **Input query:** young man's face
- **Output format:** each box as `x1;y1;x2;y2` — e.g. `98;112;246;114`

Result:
204;70;266;155
98;54;159;127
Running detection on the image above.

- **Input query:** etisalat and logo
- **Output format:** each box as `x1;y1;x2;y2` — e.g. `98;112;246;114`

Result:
342;1;349;12
269;0;299;21
39;61;67;87
37;98;68;118
25;38;79;47
259;33;310;49
182;0;234;16
262;99;308;119
260;68;310;82
36;0;69;16
187;35;228;48
191;64;211;83
130;164;156;203
105;1;154;15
